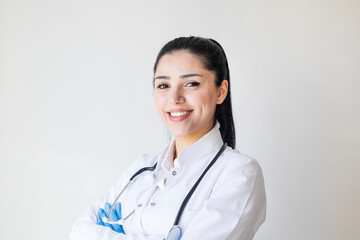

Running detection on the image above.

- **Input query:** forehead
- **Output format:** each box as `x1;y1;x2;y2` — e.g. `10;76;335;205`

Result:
155;50;207;74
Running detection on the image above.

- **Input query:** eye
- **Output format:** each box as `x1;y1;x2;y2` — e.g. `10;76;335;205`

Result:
157;83;168;89
186;81;200;87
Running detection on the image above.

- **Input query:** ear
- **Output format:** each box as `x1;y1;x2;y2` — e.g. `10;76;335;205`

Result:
216;80;228;104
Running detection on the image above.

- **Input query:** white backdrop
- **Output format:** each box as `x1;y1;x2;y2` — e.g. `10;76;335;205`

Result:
1;0;359;239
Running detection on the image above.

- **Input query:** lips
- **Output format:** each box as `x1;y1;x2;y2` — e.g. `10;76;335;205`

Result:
167;109;193;122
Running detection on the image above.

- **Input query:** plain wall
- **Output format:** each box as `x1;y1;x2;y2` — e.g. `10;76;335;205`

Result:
0;0;359;239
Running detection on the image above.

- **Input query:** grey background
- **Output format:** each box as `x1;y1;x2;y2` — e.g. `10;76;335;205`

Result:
0;0;359;239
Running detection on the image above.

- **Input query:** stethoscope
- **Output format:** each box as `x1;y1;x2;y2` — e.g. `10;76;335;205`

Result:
102;142;227;240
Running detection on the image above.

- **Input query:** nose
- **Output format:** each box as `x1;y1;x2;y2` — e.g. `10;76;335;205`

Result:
168;85;185;104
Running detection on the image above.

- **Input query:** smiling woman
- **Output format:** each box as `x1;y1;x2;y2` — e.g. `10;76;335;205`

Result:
70;37;266;240
154;50;228;159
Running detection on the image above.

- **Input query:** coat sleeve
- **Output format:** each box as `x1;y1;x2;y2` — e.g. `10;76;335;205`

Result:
69;156;166;240
181;155;266;240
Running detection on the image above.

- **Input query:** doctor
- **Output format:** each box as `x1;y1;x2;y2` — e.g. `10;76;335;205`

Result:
70;36;266;240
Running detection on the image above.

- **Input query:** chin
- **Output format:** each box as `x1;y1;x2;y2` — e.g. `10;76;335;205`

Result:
168;128;192;137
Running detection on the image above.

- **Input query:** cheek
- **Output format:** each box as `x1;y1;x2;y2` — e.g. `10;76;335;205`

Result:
196;92;218;112
154;93;162;107
154;94;166;116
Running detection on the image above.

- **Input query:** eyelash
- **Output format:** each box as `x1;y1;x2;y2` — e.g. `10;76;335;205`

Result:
156;81;200;89
157;84;168;89
186;81;200;87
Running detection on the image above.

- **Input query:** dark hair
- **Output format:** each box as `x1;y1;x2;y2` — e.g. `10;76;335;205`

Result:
153;36;236;149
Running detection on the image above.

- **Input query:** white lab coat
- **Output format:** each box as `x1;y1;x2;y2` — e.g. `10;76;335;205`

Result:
70;123;266;240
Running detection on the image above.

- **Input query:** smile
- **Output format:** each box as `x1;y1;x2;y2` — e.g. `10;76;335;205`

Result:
170;111;190;117
167;110;193;122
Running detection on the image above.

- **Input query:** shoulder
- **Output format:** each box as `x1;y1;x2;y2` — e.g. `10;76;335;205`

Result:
220;147;261;172
215;146;264;187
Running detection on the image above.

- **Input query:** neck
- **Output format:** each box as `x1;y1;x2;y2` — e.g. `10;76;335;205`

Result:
174;136;197;159
173;122;215;160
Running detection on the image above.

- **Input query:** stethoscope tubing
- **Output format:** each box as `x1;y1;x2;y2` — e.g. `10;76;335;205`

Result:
173;142;227;225
107;163;158;222
105;143;227;240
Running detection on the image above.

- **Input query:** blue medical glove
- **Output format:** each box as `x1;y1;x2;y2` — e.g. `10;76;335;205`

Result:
97;202;125;234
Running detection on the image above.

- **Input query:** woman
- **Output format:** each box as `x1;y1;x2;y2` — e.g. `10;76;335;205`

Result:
70;37;266;240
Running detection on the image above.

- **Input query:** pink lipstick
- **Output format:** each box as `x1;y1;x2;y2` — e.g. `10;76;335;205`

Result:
167;109;193;122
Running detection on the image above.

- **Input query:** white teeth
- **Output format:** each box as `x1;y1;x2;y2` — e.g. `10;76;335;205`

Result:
170;111;189;117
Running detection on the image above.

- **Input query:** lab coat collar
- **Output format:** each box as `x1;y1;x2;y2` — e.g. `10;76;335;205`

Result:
160;121;224;172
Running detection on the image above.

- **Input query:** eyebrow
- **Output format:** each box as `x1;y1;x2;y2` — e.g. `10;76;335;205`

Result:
154;73;203;80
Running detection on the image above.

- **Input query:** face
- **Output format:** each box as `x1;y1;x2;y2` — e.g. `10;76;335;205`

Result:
154;50;228;141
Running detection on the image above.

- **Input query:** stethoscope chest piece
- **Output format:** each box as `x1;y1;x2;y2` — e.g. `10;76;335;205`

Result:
167;225;182;240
